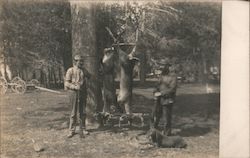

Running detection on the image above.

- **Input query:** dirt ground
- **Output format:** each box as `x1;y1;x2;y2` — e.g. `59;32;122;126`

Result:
0;82;220;158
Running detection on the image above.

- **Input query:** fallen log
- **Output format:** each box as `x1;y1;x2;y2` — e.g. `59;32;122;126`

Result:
35;86;61;94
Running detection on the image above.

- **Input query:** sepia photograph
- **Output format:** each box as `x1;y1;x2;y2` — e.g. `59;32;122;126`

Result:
0;0;223;157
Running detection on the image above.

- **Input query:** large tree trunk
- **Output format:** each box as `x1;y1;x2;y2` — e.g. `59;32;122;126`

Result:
200;49;213;94
200;50;209;84
61;24;73;71
0;2;12;81
139;53;146;84
70;2;102;125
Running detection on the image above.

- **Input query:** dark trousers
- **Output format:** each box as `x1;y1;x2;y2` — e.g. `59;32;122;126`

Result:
69;90;87;132
151;96;173;135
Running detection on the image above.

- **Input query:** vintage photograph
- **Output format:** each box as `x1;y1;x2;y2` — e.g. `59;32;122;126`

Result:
0;0;221;157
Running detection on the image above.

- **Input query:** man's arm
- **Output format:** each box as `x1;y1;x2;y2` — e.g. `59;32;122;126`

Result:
153;76;162;98
153;77;161;93
64;68;78;90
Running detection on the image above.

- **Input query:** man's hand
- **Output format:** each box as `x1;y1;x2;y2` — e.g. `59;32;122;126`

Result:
74;84;80;90
70;84;80;90
154;92;162;97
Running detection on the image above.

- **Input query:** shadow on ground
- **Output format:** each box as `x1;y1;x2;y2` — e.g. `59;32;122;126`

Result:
20;87;219;138
132;92;219;137
177;126;211;137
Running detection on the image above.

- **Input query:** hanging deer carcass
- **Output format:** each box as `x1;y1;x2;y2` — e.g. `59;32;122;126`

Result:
116;46;138;114
98;45;140;127
104;27;140;115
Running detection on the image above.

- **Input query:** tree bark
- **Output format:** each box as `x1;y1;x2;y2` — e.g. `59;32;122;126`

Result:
139;53;146;84
70;2;102;125
200;50;208;84
51;67;57;88
58;66;62;84
48;67;51;88
61;28;73;71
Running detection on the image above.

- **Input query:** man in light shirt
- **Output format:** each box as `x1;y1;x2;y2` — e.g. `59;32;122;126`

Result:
65;55;90;138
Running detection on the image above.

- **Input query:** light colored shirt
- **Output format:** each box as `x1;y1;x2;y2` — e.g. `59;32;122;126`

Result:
65;66;88;90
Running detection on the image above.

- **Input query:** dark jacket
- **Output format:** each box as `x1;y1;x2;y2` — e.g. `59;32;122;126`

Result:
156;72;177;105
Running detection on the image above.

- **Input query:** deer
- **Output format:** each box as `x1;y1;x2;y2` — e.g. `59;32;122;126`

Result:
95;27;142;127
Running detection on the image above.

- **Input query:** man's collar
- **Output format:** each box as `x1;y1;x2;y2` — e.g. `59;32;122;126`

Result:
73;65;81;70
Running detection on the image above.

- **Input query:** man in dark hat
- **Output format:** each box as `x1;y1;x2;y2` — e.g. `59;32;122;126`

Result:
65;54;90;138
152;63;177;136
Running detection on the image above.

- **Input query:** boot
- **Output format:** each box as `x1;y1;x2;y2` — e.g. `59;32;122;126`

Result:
79;129;89;138
82;129;89;135
67;131;75;138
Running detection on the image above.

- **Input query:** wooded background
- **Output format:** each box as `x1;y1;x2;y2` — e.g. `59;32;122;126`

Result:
0;1;221;88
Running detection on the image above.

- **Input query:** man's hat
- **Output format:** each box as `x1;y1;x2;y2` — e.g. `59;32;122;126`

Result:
158;58;171;65
74;54;83;61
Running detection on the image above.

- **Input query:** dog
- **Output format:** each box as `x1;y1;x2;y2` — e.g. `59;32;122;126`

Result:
149;128;187;148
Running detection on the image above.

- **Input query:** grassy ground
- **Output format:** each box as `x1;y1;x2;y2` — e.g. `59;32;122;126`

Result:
0;82;220;158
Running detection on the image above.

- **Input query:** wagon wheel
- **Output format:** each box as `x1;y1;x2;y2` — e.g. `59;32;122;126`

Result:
29;79;40;87
11;77;27;94
0;77;8;95
11;77;21;92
